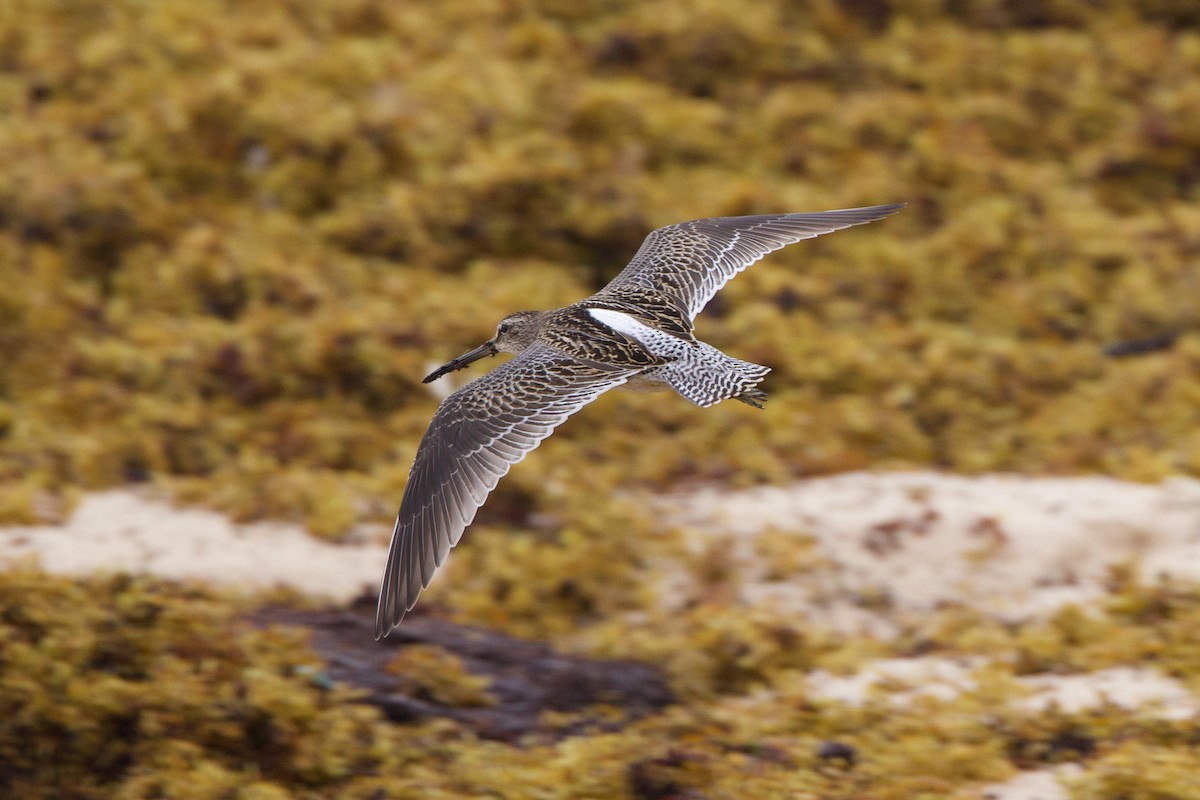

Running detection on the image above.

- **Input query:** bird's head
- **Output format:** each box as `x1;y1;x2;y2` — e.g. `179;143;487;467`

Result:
422;310;542;384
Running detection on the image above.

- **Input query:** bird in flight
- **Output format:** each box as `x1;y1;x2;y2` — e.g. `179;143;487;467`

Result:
376;204;903;637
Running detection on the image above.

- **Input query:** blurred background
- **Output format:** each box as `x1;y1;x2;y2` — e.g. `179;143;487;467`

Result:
2;1;1200;798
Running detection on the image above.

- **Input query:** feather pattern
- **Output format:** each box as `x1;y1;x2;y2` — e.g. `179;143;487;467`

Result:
375;343;636;636
594;205;904;319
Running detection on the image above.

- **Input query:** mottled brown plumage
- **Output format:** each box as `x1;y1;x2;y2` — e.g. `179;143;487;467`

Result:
583;285;696;341
537;306;670;368
377;204;903;637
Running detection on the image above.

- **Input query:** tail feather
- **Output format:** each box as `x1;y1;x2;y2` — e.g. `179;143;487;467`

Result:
660;343;770;408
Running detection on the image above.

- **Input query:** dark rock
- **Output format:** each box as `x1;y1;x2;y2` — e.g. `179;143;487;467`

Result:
248;605;676;742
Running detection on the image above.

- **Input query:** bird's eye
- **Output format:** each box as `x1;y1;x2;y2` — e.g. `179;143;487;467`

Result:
498;323;510;334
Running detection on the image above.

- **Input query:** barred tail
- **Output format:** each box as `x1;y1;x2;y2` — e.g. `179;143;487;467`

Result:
662;343;770;408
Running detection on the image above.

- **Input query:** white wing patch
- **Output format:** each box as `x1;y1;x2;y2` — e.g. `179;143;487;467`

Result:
588;306;697;363
587;307;660;344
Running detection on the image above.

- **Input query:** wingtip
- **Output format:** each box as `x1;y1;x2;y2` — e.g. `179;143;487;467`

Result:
794;202;906;223
374;604;403;640
374;604;390;640
374;604;389;639
839;202;906;225
375;567;403;639
859;202;906;217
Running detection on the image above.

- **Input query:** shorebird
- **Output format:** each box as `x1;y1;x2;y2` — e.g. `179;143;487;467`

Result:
376;204;903;637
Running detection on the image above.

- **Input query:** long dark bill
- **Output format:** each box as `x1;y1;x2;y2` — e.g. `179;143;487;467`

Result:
422;340;498;383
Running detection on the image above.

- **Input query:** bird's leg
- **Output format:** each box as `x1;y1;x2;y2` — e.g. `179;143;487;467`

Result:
734;388;767;409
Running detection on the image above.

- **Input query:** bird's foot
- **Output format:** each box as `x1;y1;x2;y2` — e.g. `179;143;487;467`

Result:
734;388;767;409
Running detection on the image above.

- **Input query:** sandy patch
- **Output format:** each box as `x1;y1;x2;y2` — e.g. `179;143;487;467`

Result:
807;657;1198;721
1018;666;1200;720
806;656;982;706
5;471;1200;623
0;489;387;602
980;766;1082;800
665;471;1200;630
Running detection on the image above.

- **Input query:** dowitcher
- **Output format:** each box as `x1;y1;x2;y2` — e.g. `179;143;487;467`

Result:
376;204;903;637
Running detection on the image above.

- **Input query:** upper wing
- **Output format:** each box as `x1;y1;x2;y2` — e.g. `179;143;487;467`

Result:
375;343;636;638
597;204;904;319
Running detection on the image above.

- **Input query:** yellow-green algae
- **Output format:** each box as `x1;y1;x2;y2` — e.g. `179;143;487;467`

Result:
4;568;1200;798
2;0;1200;531
385;645;496;708
1066;743;1200;800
